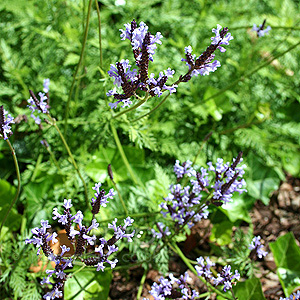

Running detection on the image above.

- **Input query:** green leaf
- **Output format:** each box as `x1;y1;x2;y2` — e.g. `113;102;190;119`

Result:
0;179;21;231
222;193;253;223
64;269;112;300
245;153;281;205
63;53;80;66
210;220;233;246
270;232;300;295
233;277;266;300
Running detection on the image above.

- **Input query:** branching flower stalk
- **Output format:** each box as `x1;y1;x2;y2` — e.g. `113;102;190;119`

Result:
107;20;233;117
25;183;135;300
0;106;21;234
27;82;89;205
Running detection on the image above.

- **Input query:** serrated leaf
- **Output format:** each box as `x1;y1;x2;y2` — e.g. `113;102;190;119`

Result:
233;277;266;300
63;53;80;66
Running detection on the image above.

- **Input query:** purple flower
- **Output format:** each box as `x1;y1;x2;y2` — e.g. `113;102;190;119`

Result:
0;106;14;140
174;160;196;179
209;152;247;205
195;256;215;280
280;291;300;300
249;236;268;258
107;20;177;109
151;222;171;239
181;25;233;80
147;272;199;300
43;78;50;93
26;182;134;300
213;265;240;291
27;89;49;124
252;23;271;37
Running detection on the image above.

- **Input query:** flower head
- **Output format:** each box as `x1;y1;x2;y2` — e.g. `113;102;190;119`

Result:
0;105;14;140
181;25;233;80
249;236;268;259
27;89;49;124
252;20;271;37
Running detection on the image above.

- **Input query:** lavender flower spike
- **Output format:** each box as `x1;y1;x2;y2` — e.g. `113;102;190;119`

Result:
27;88;49;125
107;20;177;109
249;236;268;259
145;272;199;300
181;24;233;80
252;20;271;37
0;105;14;140
213;265;240;291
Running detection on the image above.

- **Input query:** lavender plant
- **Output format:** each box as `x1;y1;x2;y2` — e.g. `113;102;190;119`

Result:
107;20;233;111
9;12;297;299
25;182;135;300
151;152;246;238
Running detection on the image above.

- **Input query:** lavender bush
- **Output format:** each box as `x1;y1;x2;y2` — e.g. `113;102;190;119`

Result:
1;6;299;299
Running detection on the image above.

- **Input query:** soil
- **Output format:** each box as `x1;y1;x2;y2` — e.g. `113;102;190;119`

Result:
109;175;300;300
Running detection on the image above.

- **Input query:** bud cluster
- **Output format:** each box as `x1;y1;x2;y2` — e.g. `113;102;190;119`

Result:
196;256;240;291
144;257;240;299
252;20;272;37
180;24;233;81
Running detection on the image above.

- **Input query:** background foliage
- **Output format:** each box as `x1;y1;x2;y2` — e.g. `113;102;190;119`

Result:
1;0;300;299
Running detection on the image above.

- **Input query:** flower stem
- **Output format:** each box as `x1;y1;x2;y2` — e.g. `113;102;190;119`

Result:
191;131;213;167
169;242;234;300
110;121;141;186
132;92;170;123
113;95;149;119
181;39;300;115
109;175;128;216
64;0;93;136
48;115;89;206
95;0;103;69
0;139;21;235
136;267;147;299
97;211;160;224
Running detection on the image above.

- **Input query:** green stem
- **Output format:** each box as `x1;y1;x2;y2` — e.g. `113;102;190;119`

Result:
0;139;21;235
132;92;170;123
230;288;238;300
110;121;140;186
180;39;300;115
64;0;93;135
97;211;160;224
48;115;89;205
113;96;149;119
169;242;234;300
192;131;213;166
110;177;128;216
136;267;147;299
95;0;103;69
